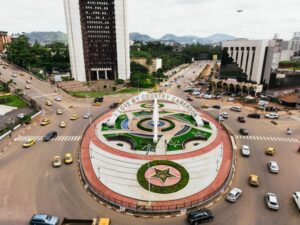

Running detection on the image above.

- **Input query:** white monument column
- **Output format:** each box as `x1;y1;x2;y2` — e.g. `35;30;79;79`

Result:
153;97;159;143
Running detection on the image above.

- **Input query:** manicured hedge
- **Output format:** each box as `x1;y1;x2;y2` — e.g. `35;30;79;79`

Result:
137;160;189;194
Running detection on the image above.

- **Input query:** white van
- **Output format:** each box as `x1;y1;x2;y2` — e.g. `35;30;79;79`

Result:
293;192;300;210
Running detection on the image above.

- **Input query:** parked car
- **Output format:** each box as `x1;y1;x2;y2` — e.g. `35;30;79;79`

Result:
247;112;261;119
237;116;246;123
227;97;235;102
26;80;31;84
17;113;25;119
43;131;58;142
52;156;62;168
266;193;279;210
226;188;242;202
29;214;59;225
230;106;241;112
241;145;250;156
94;96;104;103
265;106;277;112
187;96;193;101
265;147;276;156
25;85;31;89
201;104;209;108
265;113;279;119
249;174;259;187
109;102;119;109
187;208;214;224
23;138;36;148
203;94;213;99
268;161;279;173
292;192;300;211
64;153;73;164
12;73;17;77
239;128;249;135
212;105;221;109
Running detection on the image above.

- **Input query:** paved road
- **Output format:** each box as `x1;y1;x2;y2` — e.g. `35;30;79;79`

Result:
0;61;300;225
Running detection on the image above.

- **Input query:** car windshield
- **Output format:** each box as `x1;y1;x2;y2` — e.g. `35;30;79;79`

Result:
46;215;52;220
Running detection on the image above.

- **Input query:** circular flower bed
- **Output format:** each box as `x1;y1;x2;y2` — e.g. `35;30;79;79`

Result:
137;160;189;194
141;103;164;109
137;118;175;132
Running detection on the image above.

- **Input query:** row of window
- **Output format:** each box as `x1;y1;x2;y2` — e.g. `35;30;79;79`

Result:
88;35;114;39
85;6;109;10
87;20;110;25
86;16;114;20
86;26;111;29
85;1;111;5
229;47;256;51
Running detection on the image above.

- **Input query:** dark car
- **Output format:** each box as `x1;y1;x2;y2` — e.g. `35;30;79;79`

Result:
187;209;214;224
30;214;59;225
237;116;246;123
43;131;58;142
247;112;261;119
94;96;104;103
239;128;249;135
109;103;119;109
265;106;277;112
212;105;221;109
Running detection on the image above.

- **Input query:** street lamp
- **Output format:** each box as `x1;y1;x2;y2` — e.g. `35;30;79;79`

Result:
144;143;152;206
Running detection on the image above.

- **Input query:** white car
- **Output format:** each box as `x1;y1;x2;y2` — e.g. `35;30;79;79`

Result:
217;115;224;121
265;113;279;119
227;97;235;102
17;113;25;119
54;96;62;102
226;188;242;202
26;80;32;84
266;193;279;210
12;73;17;77
83;112;92;119
220;112;229;119
268;161;279;173
230;106;241;112
292;192;300;211
203;94;213;99
241;145;250;156
25;85;31;89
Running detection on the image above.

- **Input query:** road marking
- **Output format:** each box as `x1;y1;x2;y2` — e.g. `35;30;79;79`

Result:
14;135;82;142
235;135;300;143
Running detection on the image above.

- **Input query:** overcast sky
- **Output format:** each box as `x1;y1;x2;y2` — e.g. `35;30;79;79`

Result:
0;0;299;40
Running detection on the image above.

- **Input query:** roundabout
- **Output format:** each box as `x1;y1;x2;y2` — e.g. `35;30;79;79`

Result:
80;92;233;213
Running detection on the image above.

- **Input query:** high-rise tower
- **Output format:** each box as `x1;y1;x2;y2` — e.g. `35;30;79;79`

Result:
63;0;130;82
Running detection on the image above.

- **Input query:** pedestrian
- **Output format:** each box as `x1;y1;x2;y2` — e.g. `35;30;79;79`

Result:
9;132;12;139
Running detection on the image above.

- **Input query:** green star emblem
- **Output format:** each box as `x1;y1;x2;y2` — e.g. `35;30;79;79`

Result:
151;168;176;184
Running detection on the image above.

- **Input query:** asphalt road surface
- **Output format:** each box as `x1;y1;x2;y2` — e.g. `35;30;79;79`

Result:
0;61;300;225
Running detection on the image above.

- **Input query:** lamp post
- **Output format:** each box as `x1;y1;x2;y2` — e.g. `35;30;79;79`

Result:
144;143;152;206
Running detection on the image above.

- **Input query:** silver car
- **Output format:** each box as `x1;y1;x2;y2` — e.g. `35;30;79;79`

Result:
241;145;250;156
268;161;279;173
226;188;242;202
266;193;279;210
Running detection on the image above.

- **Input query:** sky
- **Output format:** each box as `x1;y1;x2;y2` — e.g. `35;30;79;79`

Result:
0;0;299;40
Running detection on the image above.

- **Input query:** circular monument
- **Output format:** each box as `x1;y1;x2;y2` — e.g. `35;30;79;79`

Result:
80;92;233;213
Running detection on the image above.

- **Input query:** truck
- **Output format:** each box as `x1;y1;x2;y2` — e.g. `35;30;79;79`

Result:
61;218;110;225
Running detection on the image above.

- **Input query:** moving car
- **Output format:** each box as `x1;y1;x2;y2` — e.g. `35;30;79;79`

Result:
45;100;52;106
59;121;66;128
266;193;279;210
187;208;214;224
26;80;31;84
217;115;224;121
187;96;193;101
23;138;36;148
43;131;58;142
25;85;31;89
227;97;235;102
29;214;59;225
201;104;209;108
265;147;276;156
247;112;261;119
239;128;249;135
241;145;250;156
54;96;62;102
212;105;221;109
265;112;279;119
109;103;119;109
94;96;104;103
56;109;63;115
230;106;241;112
292;192;300;211
249;174;259;186
237;116;246;123
83;112;92;119
40;118;50;126
220;112;229;119
64;153;73;164
52;156;62;168
17;113;25;119
268;161;279;173
70;114;79;120
203;94;213;99
226;188;242;202
92;102;101;106
12;73;17;77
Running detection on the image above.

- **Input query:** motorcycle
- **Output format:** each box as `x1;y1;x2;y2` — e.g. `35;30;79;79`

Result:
286;128;292;135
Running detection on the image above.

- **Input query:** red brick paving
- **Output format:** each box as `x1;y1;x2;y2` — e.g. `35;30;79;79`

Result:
80;110;233;208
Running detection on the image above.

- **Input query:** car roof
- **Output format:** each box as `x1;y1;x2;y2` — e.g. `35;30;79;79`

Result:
33;214;48;219
231;188;241;194
189;209;210;216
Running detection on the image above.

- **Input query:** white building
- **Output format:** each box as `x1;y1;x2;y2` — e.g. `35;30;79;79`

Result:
63;0;130;82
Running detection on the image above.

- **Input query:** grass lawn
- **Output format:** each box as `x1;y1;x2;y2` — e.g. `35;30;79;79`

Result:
167;127;212;151
102;114;128;131
172;113;197;126
104;133;156;150
0;95;27;108
71;88;144;98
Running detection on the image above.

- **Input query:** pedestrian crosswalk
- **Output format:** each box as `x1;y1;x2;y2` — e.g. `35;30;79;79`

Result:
235;135;299;143
14;135;81;142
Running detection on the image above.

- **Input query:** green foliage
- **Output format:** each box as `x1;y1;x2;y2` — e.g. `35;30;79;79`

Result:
137;160;189;194
279;61;300;69
115;79;125;84
131;62;149;73
5;35;70;74
0;95;27;108
130;72;155;88
20;115;31;124
130;50;152;62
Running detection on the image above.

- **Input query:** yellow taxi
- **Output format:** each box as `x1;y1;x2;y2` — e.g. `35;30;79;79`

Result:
98;218;111;225
201;104;209;108
265;147;276;156
59;121;66;128
40;118;50;126
23;138;36;148
64;153;73;164
57;109;63;115
92;102;101;106
70;114;79;120
45;100;52;106
249;174;259;187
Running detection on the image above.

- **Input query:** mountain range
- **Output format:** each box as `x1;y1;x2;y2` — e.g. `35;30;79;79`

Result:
23;31;235;45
